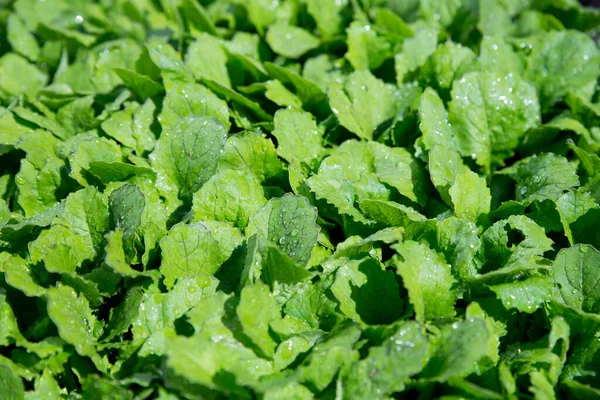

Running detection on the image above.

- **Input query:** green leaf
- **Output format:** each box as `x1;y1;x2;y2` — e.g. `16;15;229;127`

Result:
479;36;523;76
38;23;96;47
421;318;492;381
374;8;414;39
563;380;600;400
556;189;597;244
218;132;284;183
81;376;133;400
448;71;540;170
0;203;64;244
343;321;429;398
200;78;272;122
87;162;155;184
46;284;106;371
489;276;554;313
2;255;46;298
428;145;469;207
0;363;24;400
449;170;491;221
15;154;65;218
0;108;29;146
7;14;40;61
420;41;478;97
159;222;229;288
92;39;143;94
181;0;218;36
145;41;195;90
526;30;600;110
247;194;319;266
192;169;266;229
435;217;481;281
150;116;226;202
329;70;402;140
331;257;402;325
395;28;438;84
566;92;600;133
418;88;456;150
307;151;382;224
478;0;520;37
392;240;457;321
302;55;343;93
237;282;281;358
166;297;273;392
109;183;145;261
553;244;600;314
0;53;47;97
0;200;9;230
57;97;100;137
271;108;326;169
104;229;143;277
133;276;218;340
333;227;403;259
242;0;280;34
284;276;338;329
240;234;313;295
305;0;348;38
464;302;502;371
68;136;122;186
420;0;477;32
100;99;156;154
359;200;430;238
264;382;314;400
478;215;553;274
345;21;393;71
225;32;262;60
296;322;362;391
369;141;428;206
514;153;579;203
159;83;231;133
30;187;110;271
266;24;320;59
185;33;231;88
264;62;328;115
264;80;303;108
132;275;219;341
27;369;63;400
114;68;165;100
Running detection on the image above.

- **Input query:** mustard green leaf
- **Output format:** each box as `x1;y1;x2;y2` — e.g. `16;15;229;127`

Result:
392;240;458;321
150;116;227;202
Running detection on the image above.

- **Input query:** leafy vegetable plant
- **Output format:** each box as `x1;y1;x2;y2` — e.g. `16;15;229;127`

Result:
0;0;600;398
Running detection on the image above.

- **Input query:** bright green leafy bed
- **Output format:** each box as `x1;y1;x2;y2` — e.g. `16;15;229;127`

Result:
1;0;600;398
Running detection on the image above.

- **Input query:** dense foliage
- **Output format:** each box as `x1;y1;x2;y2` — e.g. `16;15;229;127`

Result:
1;0;600;398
